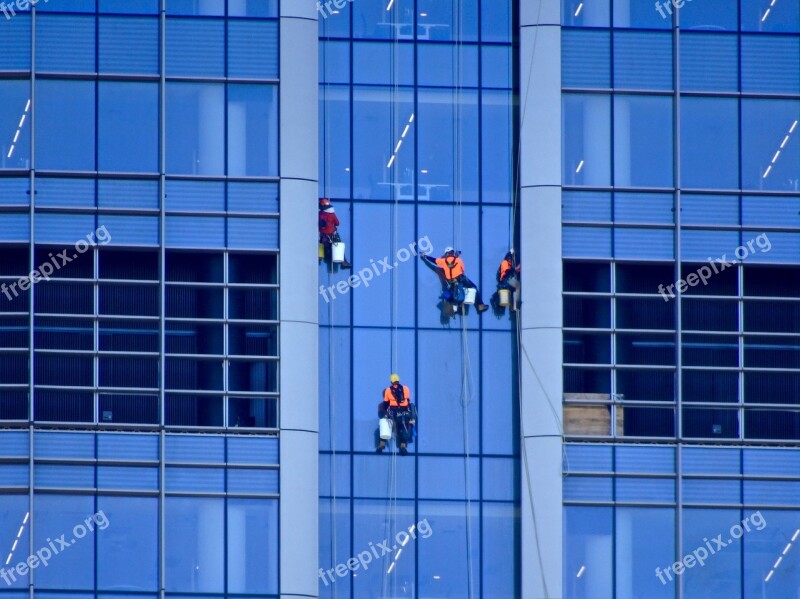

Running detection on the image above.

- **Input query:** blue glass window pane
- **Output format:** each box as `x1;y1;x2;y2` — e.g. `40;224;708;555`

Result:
682;509;742;598
99;215;159;245
166;0;223;15
418;502;480;597
97;433;158;459
0;464;28;486
97;497;158;591
562;30;611;88
419;456;479;500
36;80;95;171
745;480;800;505
97;466;159;490
227;468;278;493
166;18;224;77
616;477;675;502
418;44;478;87
35;178;94;209
616;228;673;260
614;31;672;90
482;503;518;599
36;16;95;72
418;0;478;41
744;447;800;475
0;496;30;589
352;0;413;40
563;226;612;258
616;445;675;473
227;217;278;249
742;100;800;192
743;510;800;596
35;464;94;488
683;479;740;504
741;231;794;263
227;499;278;594
481;0;511;42
228;436;278;464
682;194;739;226
320;40;350;84
681;0;737;30
0;82;31;170
481;332;516;453
564;94;611;186
565;507;612;598
680;33;738;92
166;180;224;211
228;84;278;177
98;82;158;173
352;454;415;498
0;431;29;457
33;495;95;590
99;17;159;74
166;434;225;462
615;193;674;224
482;45;511;89
99;0;159;13
680;229;740;261
564;476;614;501
34;431;93;457
165;497;224;592
482;457;516;501
228;0;279;17
35;213;96;244
613;0;671;28
682;446;740;473
563;0;610;26
228;182;278;213
167;467;225;492
352;41;414;85
228;20;278;78
166;83;224;176
742;36;800;94
36;0;95;12
482;90;513;203
318;0;350;38
680;97;739;190
98;179;159;210
565;444;612;472
0;15;31;70
319;85;351;199
614;95;673;187
615;507;674;599
0;214;29;241
743;195;800;227
742;0;800;32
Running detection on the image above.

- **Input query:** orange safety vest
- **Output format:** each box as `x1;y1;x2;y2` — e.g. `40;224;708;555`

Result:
434;256;464;281
383;384;411;407
499;259;513;281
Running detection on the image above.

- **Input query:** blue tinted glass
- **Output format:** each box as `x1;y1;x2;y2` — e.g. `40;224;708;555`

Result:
482;503;517;598
98;82;159;173
682;194;739;226
681;0;737;30
36;0;95;12
352;454;415;498
166;18;224;77
35;80;95;171
165;216;224;247
418;0;478;41
743;510;800;596
0;179;29;206
481;0;511;42
613;0;671;28
563;226;612;258
99;215;159;245
482;45;512;89
166;0;223;15
680;97;739;190
99;16;159;74
482;457;515;500
482;332;516;453
0;15;31;70
227;499;278;594
742;36;800;94
33;494;95;589
0;495;31;589
565;506;612;598
741;99;800;192
165;497;224;592
166;180;224;211
228;84;278;177
353;41;414;85
35;213;96;243
418;43;478;87
563;94;611;186
615;192;674;224
616;228;673;260
319;0;350;38
742;0;800;32
419;456;480;500
166;83;224;176
614;31;673;90
228;20;278;78
319;328;351;450
680;229;740;261
98;179;159;210
99;0;159;13
481;96;513;202
35;178;94;208
1;82;31;170
563;0;610;26
320;85;351;199
683;478;741;503
35;464;93;488
616;507;675;599
320;40;350;84
97;497;158;591
352;0;413;40
562;30;611;88
319;499;352;599
227;217;278;249
743;195;800;227
614;95;673;188
682;508;742;598
228;0;279;17
680;33;738;92
36;15;95;72
228;182;278;213
166;467;225;492
418;502;480;597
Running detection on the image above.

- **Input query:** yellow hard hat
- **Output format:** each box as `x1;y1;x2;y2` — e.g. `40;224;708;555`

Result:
390;374;400;383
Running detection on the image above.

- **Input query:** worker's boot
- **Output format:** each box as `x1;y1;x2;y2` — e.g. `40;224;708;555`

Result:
477;303;489;313
399;443;408;456
376;440;386;453
341;259;352;269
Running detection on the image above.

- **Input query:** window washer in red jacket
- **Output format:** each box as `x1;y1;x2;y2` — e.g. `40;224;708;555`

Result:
319;198;351;269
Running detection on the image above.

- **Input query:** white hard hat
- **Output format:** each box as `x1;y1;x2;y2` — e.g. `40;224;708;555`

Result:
444;246;455;254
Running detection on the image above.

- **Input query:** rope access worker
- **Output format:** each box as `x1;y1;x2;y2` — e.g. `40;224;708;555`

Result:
420;247;489;312
377;374;415;456
319;198;351;269
496;250;521;312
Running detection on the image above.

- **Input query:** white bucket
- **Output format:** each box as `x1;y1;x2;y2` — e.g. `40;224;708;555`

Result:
498;288;511;307
463;287;477;305
379;417;393;440
331;242;345;263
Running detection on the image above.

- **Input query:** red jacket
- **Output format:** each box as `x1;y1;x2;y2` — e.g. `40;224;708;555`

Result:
319;210;339;235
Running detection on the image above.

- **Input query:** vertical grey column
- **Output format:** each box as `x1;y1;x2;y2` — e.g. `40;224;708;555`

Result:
279;1;319;598
519;1;563;598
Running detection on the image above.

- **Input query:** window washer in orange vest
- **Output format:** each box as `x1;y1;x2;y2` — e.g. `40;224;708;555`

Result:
319;198;351;269
496;249;521;312
420;247;489;312
377;374;415;455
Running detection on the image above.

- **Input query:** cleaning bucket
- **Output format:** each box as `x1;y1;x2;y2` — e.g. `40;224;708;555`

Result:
498;288;511;307
463;287;477;305
318;243;326;259
331;242;345;264
379;417;393;440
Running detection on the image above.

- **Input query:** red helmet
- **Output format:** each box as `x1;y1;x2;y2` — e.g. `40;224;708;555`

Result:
319;198;331;207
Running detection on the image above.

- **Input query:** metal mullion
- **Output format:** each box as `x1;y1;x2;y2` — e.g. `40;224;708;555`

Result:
158;4;167;599
674;10;684;599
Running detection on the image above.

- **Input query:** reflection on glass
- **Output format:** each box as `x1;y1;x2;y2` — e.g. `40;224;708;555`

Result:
565;506;613;598
0;82;31;170
563;94;611;187
166;83;224;176
741;100;800;192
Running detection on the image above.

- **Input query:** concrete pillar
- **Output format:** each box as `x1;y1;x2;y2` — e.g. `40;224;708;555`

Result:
279;1;319;598
519;1;563;597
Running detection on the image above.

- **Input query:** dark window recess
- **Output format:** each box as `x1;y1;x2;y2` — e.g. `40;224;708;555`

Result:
99;394;159;425
682;408;739;439
564;368;611;395
0;354;28;385
683;370;739;403
745;410;800;441
564;261;610;293
745;336;800;369
744;301;800;334
0;246;29;276
165;358;223;391
682;299;738;331
564;333;611;364
165;251;223;283
35;319;93;351
229;253;277;284
166;287;223;319
34;246;93;279
563;297;611;329
34;391;94;423
622;407;675;437
34;354;93;387
683;334;738;367
229;360;277;393
0;318;28;348
229;325;278;356
165;394;223;427
166;322;223;354
99;249;159;280
681;262;738;296
617;370;674;401
745;371;800;405
616;263;673;294
744;265;800;297
100;284;159;316
36;283;93;315
0;392;27;420
99;357;159;389
1;286;30;313
617;334;675;366
229;289;277;320
616;298;674;330
99;321;159;352
229;397;277;428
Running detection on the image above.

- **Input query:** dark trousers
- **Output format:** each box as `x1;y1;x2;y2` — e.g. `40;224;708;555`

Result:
378;403;413;444
452;275;484;306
